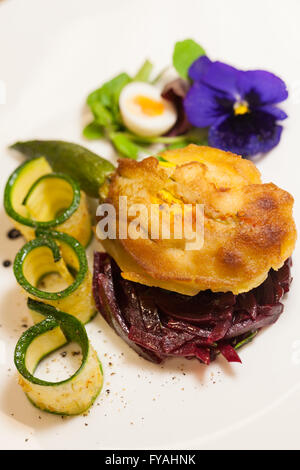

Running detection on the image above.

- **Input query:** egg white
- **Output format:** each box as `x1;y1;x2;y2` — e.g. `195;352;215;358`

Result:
119;81;177;137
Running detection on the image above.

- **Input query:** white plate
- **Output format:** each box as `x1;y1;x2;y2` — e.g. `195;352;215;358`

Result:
0;0;299;450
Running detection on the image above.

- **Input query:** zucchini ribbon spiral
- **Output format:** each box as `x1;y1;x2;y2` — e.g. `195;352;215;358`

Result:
15;299;103;415
4;157;92;246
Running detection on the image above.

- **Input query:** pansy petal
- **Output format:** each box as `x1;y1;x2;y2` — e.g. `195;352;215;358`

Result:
188;56;212;82
189;56;241;98
238;70;288;106
259;105;288;121
208;110;283;157
184;82;231;128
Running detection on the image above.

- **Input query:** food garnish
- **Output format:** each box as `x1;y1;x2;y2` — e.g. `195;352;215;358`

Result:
3;149;104;415
172;39;206;80
15;299;103;415
4;156;92;246
11;230;100;415
82;38;288;159
161;78;191;137
185;56;288;157
10;140;115;198
7;228;21;239
119;82;177;137
93;253;292;365
13;230;96;324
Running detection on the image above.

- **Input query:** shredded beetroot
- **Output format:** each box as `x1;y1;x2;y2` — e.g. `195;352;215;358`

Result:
217;343;242;363
93;253;292;366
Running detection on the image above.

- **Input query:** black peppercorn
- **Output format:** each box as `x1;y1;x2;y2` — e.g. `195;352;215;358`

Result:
7;228;21;240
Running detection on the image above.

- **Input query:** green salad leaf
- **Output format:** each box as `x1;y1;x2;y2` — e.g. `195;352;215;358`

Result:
134;60;153;82
235;331;258;350
173;39;206;79
109;132;140;160
90;101;113;127
85;72;136;157
87;73;131;126
82;122;104;140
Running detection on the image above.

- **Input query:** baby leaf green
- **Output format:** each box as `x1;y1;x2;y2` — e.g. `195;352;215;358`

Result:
173;39;206;79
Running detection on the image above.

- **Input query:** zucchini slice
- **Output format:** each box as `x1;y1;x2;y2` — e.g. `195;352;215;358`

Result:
14;230;96;324
10;140;116;198
15;299;103;415
3;157;92;246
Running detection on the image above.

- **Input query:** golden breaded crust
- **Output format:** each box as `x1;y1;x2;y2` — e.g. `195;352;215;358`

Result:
102;145;296;295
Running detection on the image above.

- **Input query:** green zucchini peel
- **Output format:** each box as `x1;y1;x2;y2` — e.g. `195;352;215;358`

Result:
14;230;87;301
4;159;81;229
13;230;96;324
4;157;92;246
15;299;103;415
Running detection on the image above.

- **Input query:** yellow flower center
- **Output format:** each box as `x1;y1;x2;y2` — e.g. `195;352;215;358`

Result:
234;101;249;116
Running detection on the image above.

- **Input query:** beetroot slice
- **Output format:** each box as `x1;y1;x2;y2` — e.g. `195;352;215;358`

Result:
218;343;242;363
171;343;211;365
208;308;233;342
160;329;195;354
128;326;162;353
136;287;162;334
118;279;145;330
92;252;110;322
93;254;292;367
224;305;283;339
166;319;212;342
155;289;236;324
94;255;163;363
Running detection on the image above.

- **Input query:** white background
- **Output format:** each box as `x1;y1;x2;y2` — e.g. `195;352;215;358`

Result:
0;0;299;450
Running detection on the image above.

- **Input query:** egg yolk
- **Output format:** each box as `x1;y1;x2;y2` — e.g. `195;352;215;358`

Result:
133;95;165;117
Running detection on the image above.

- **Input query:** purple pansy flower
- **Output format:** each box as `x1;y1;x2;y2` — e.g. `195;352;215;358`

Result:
184;56;288;157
